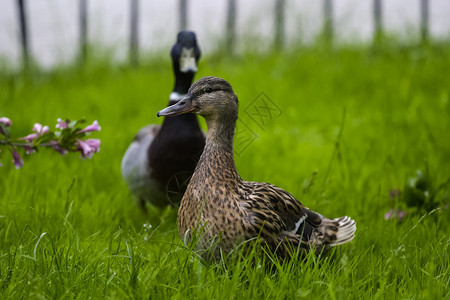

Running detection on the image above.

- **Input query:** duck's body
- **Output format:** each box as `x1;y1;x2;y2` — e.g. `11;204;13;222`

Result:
157;76;356;259
121;31;205;210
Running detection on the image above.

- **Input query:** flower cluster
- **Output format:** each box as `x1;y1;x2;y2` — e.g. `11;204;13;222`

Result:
385;169;449;221
0;117;101;169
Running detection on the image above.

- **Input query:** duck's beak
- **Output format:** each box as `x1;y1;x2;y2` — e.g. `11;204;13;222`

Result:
157;97;195;117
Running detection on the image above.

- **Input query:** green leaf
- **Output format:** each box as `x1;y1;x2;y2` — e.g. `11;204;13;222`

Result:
68;120;78;129
0;123;11;138
33;132;56;146
71;118;87;130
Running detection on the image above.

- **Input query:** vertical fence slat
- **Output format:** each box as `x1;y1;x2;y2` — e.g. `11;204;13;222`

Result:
226;0;236;53
274;0;285;50
179;0;188;31
79;0;88;63
130;0;139;66
373;0;382;41
420;0;429;42
17;0;29;68
323;0;333;42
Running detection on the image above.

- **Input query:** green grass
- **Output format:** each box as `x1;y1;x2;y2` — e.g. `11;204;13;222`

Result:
1;42;450;299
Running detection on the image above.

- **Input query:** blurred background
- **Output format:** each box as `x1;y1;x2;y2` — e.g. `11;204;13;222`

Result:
1;0;450;69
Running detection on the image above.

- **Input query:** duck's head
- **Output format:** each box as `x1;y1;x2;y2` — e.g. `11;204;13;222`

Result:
171;31;201;74
158;76;239;123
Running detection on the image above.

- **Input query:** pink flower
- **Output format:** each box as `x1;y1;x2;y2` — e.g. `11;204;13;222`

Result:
21;133;39;142
48;140;68;155
33;123;49;135
24;146;35;155
56;118;68;129
384;208;407;221
20;123;50;142
78;120;101;134
76;138;101;159
0;117;12;126
10;148;24;169
384;209;392;220
0;117;12;135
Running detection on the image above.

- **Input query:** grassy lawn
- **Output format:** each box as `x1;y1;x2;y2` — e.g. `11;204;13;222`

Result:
1;42;449;299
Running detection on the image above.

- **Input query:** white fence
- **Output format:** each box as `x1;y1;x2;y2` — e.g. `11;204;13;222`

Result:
1;0;450;69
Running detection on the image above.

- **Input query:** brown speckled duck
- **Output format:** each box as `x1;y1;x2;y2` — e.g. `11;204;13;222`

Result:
121;31;205;210
157;76;356;259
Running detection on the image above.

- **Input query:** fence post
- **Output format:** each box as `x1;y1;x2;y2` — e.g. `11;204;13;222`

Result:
17;0;29;69
226;0;236;53
179;0;188;31
373;0;382;42
274;0;285;50
323;0;333;43
79;0;88;63
420;0;429;42
130;0;139;66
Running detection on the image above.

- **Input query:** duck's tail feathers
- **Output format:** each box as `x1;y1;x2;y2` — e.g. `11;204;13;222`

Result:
329;216;356;247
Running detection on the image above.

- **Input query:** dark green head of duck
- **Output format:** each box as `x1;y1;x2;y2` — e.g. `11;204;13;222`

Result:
171;31;201;76
170;31;201;100
158;76;239;124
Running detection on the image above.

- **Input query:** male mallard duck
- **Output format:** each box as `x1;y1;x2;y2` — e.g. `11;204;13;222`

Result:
157;76;356;259
121;31;205;210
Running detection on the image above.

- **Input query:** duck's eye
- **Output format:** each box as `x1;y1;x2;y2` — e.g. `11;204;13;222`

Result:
205;87;213;94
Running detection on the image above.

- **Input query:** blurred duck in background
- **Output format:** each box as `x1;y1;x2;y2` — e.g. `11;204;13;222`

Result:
121;31;205;211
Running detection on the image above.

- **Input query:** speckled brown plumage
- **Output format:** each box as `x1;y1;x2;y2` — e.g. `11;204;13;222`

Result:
157;76;356;260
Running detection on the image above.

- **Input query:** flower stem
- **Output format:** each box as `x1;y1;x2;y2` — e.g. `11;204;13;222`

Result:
0;139;55;148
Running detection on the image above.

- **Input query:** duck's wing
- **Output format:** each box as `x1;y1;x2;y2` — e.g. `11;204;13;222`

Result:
121;125;160;209
122;124;160;180
240;181;309;235
239;181;356;254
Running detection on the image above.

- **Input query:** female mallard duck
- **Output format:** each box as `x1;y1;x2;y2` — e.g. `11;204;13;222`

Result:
157;76;356;259
121;31;205;210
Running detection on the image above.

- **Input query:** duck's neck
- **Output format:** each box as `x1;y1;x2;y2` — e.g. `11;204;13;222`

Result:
204;118;236;153
162;69;198;128
172;69;194;99
195;117;240;181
